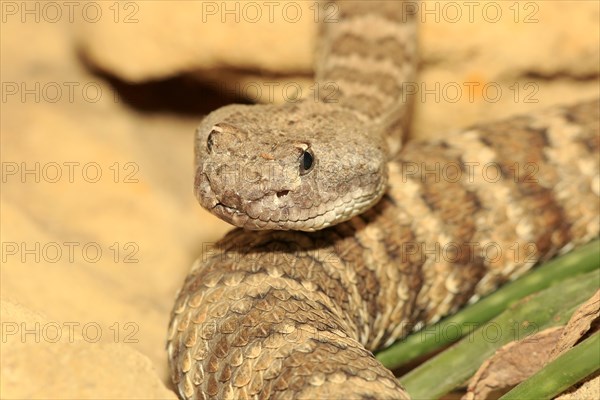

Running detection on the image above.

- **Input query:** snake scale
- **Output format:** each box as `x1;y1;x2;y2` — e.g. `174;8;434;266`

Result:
168;1;600;399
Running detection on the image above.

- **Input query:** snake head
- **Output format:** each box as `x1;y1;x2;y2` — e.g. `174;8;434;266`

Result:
194;102;388;231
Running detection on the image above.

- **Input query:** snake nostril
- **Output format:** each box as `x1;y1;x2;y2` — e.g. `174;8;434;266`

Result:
276;190;290;198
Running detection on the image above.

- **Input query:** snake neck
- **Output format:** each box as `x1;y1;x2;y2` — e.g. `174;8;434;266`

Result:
314;0;418;155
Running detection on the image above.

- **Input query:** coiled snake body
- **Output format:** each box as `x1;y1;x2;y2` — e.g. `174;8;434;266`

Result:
168;1;600;399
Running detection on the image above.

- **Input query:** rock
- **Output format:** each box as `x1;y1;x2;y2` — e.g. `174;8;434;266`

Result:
2;342;177;399
77;1;600;82
1;8;230;393
414;0;600;137
1;299;176;399
76;1;316;81
556;375;600;400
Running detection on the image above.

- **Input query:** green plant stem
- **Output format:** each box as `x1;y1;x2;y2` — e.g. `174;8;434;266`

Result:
500;331;600;400
399;269;599;400
376;240;600;370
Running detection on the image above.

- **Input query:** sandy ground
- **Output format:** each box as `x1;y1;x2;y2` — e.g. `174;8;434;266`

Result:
1;1;598;398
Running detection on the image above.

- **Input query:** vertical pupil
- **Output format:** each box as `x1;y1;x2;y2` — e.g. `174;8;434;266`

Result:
303;151;313;170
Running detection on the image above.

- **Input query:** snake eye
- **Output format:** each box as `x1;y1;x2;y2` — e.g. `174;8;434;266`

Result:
207;130;216;153
300;149;314;175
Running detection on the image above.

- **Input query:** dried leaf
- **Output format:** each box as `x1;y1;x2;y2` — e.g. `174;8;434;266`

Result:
464;290;600;400
463;327;563;400
550;290;600;359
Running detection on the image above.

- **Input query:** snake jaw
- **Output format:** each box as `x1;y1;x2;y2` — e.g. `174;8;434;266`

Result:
197;164;388;231
212;202;251;228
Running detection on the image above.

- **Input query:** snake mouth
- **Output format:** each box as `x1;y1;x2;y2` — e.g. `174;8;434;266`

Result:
205;184;387;232
197;169;388;231
211;201;252;228
213;202;238;216
211;198;294;230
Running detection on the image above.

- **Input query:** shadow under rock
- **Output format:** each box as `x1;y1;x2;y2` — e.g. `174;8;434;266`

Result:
79;50;252;116
99;71;252;116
